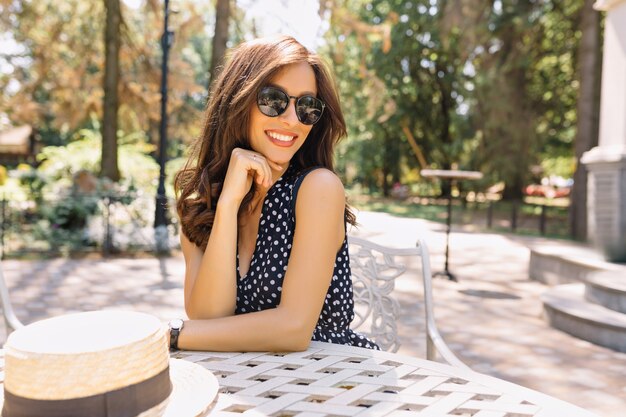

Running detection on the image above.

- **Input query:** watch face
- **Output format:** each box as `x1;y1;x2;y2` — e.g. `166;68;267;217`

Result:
169;319;184;330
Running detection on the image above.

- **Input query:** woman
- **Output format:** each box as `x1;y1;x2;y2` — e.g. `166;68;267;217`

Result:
173;35;377;352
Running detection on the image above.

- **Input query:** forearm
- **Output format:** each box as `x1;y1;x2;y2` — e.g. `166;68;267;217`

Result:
186;199;239;318
178;306;312;352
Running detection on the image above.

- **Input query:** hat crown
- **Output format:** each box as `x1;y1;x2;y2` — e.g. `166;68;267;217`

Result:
4;311;169;401
7;310;162;354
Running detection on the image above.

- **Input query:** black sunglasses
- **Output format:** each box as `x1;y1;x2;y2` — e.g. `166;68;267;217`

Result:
257;86;326;125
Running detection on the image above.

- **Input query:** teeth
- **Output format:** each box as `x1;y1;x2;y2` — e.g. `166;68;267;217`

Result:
267;131;295;142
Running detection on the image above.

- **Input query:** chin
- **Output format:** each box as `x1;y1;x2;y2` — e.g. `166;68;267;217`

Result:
271;156;294;167
266;149;299;164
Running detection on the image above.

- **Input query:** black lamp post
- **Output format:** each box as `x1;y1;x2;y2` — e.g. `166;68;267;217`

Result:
154;0;174;253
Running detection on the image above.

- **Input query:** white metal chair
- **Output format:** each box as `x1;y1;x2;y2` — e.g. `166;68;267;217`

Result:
0;262;24;335
348;235;469;370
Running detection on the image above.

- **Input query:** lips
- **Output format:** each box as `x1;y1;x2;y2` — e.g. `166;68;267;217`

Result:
265;130;298;147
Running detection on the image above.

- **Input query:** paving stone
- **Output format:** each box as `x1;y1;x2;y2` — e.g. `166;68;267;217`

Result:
1;211;625;416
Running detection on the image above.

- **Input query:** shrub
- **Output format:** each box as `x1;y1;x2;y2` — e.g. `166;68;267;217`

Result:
37;128;160;196
16;167;47;203
40;196;100;230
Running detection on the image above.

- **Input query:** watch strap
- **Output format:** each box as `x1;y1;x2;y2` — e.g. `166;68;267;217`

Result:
168;319;184;351
169;328;180;350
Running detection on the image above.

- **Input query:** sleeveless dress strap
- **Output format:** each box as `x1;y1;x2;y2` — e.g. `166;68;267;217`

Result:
290;166;324;214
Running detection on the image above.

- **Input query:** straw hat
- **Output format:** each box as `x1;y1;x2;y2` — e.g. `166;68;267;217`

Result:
1;311;218;417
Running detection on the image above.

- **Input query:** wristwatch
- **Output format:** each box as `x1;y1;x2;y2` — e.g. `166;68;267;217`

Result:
168;318;184;351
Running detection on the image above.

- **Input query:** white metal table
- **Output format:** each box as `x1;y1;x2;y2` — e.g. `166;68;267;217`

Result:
172;341;598;417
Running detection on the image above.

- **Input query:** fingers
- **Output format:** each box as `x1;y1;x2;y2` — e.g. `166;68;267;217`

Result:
243;151;278;188
230;148;283;189
250;153;271;187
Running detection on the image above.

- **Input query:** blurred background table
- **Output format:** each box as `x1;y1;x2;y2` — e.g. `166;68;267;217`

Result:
170;341;597;417
420;169;483;281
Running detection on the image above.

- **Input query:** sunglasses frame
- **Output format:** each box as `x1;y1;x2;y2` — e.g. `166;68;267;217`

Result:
257;86;326;125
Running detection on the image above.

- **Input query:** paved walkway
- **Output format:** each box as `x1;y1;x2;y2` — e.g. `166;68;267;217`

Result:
2;210;625;416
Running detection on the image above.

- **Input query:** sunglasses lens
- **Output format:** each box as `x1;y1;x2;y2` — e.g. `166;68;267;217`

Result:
257;87;289;117
257;87;325;125
296;96;324;125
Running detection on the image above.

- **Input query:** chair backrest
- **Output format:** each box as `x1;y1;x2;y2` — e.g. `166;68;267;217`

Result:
348;235;469;370
0;261;24;334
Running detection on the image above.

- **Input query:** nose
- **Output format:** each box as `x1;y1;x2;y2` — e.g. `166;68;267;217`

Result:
279;97;299;125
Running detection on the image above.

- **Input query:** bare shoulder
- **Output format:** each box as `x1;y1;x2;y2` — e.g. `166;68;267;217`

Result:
295;169;345;220
298;168;345;200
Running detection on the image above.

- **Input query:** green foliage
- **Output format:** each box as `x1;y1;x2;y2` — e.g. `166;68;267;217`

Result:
37;133;101;186
461;0;584;198
16;167;47;203
327;0;585;200
36;128;160;195
327;0;488;196
31;218;97;254
0;0;221;153
39;196;100;231
2;0;588;213
541;155;576;179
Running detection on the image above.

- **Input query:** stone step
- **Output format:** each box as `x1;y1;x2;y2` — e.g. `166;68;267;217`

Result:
529;243;626;286
585;271;626;314
541;283;626;353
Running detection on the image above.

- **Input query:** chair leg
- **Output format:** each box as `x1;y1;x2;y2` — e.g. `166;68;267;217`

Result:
0;265;24;333
426;334;436;361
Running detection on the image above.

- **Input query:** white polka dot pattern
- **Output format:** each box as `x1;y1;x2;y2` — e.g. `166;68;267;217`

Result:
235;165;379;350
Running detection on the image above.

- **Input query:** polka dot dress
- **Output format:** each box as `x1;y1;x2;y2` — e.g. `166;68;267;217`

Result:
235;165;379;350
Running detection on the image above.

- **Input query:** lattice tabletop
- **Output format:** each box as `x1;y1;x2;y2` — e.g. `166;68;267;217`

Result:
172;341;598;417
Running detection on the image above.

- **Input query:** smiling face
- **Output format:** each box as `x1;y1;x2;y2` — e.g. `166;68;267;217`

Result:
248;62;317;173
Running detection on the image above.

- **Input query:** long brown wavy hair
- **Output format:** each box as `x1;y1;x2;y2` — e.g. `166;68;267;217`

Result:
175;35;356;249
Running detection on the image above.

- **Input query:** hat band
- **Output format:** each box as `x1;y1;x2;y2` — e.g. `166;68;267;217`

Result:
2;366;172;417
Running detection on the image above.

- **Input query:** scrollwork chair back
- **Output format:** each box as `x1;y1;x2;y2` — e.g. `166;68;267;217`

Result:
348;236;469;369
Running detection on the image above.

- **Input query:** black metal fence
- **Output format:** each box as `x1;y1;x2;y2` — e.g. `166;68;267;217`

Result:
365;194;572;239
460;198;570;238
1;191;572;259
0;192;180;258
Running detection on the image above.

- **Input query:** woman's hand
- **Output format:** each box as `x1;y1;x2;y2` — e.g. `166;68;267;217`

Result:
218;148;282;206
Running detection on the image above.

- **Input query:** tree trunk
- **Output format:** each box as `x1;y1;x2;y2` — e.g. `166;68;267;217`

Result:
101;0;121;181
570;0;602;241
209;0;231;87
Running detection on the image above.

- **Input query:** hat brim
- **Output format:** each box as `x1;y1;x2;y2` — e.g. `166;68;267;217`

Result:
0;358;218;417
164;358;219;417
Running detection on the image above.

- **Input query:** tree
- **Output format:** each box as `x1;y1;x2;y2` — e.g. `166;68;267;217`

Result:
0;0;106;140
0;0;208;152
325;0;589;201
326;0;478;195
469;0;545;200
102;0;122;181
570;0;602;240
468;0;586;200
209;0;231;86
